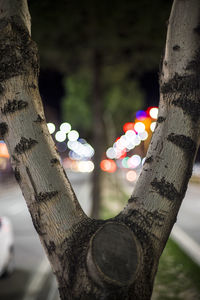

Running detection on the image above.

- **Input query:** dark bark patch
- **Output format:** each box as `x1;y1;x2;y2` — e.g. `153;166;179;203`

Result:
1;99;28;114
0;122;8;138
157;116;166;123
0;19;10;30
172;97;200;122
44;240;56;256
11;155;20;163
35;191;58;202
15;137;38;154
145;156;153;164
167;133;196;154
51;158;59;165
0;17;39;82
181;162;193;198
173;45;180;51
34;114;44;123
160;73;200;94
124;208;165;229
62;218;105;292
186;49;200;74
193;24;200;35
0;83;4;94
30;211;45;236
29;83;37;89
128;196;139;204
14;167;21;183
151;177;180;201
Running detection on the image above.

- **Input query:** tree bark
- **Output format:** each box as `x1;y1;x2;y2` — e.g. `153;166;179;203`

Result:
0;0;200;299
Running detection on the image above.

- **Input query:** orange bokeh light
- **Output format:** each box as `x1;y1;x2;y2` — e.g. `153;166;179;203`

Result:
0;143;9;158
100;159;117;173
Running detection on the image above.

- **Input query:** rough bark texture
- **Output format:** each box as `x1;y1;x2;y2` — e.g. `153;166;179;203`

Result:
1;0;200;299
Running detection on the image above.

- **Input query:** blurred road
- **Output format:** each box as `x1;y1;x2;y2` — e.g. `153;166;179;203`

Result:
0;171;91;300
171;182;200;266
0;172;199;300
176;182;200;244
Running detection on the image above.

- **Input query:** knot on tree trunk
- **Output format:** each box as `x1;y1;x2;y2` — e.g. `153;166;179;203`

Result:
87;222;142;288
57;218;155;300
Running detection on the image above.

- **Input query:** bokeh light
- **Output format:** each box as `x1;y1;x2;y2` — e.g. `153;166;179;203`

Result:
134;122;145;133
106;147;116;159
123;122;135;133
47;123;56;134
78;161;94;173
55;131;66;142
56;142;67;152
68;130;79;141
0;142;9;158
138;131;148;141
127;154;141;168
150;122;156;132
136;110;147;121
149;107;158;119
100;159;117;173
126;170;137;182
122;157;129;168
60;122;71;133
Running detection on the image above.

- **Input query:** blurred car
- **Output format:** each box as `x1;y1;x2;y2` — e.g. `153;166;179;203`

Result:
0;217;14;278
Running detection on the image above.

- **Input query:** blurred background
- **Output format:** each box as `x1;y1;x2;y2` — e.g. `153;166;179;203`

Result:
0;1;200;299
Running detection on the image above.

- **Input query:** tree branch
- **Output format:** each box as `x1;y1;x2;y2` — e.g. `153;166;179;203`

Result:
0;0;31;34
121;0;200;255
0;0;87;251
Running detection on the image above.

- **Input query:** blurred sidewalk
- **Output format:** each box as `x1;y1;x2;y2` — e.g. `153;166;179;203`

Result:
171;181;200;266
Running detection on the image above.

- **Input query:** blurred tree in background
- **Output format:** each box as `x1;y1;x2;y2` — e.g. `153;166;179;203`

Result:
29;0;171;218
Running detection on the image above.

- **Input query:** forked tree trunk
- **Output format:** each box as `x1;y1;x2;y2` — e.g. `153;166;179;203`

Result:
0;0;200;299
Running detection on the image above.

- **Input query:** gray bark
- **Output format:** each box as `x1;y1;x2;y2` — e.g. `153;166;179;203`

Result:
0;0;200;299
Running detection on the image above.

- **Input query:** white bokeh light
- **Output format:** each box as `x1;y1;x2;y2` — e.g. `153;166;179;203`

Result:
60;122;71;133
84;144;95;158
47;123;56;134
126;142;135;150
150;122;157;132
78;161;94;173
134;122;145;133
125;130;136;141
128;154;141;169
138;131;148;141
106;147;116;159
68;130;79;141
133;135;141;146
55;131;66;142
149;107;158;119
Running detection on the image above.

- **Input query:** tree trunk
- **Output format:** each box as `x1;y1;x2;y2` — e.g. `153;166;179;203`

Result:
91;49;104;219
0;0;200;299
